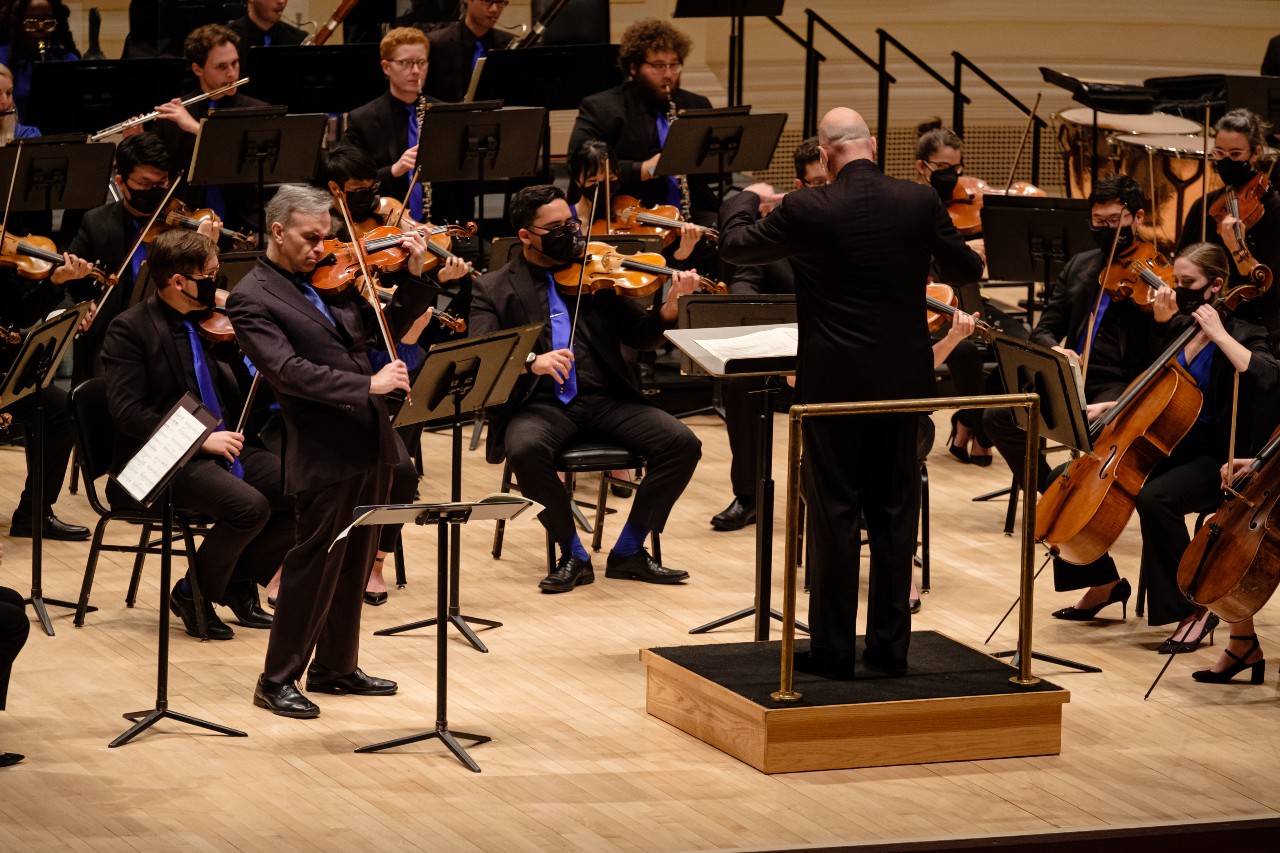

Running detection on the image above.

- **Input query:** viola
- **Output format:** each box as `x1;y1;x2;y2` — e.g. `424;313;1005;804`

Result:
1098;241;1176;311
1036;278;1268;565
1177;425;1280;624
142;199;254;247
589;194;719;247
311;222;475;296
1210;172;1274;290
924;282;996;337
551;241;726;298
946;176;1046;237
0;227;115;289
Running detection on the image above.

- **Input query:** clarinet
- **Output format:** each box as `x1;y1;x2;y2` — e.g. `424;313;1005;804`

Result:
667;99;692;221
417;94;433;222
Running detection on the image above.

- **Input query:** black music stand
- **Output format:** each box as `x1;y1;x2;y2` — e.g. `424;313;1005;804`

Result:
106;394;248;746
984;334;1100;675
354;497;532;770
28;59;186;136
244;45;385;114
655;108;787;205
982;195;1094;311
674;0;785;108
0;137;116;214
472;45;623;110
1224;75;1280;137
376;324;542;651
0;305;88;636
188;109;327;245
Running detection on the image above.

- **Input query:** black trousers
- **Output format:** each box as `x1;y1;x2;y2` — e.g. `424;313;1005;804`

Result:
8;384;73;516
503;393;702;548
722;377;773;500
0;586;29;711
804;413;919;663
378;427;420;553
262;464;391;685
944;340;993;447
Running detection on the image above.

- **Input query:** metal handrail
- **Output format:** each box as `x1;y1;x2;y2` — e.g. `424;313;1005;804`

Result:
801;9;892;139
875;29;971;170
953;51;1049;186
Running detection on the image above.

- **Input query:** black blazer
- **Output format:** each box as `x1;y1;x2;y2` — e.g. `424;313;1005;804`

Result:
226;15;307;69
569;81;717;218
423;21;513;103
342;90;444;204
718;158;983;405
225;259;430;493
66;201;148;372
468;252;671;463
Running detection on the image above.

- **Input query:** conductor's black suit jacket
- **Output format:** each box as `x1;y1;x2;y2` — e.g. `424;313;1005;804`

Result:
718;158;984;405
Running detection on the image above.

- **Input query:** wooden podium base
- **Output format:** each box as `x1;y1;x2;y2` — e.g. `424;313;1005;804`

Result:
640;631;1069;774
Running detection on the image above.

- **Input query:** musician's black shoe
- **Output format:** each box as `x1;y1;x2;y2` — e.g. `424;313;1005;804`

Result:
0;752;24;767
9;510;89;541
170;584;234;640
710;498;756;531
793;649;857;680
305;664;398;696
605;549;688;584
253;676;320;718
1051;578;1131;621
862;646;909;677
539;553;594;593
220;583;273;629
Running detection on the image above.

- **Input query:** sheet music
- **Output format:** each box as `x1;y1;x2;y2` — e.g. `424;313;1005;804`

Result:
695;326;798;362
115;406;209;503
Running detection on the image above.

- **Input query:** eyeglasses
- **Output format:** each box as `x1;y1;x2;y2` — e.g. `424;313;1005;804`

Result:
184;272;221;286
642;62;683;74
345;181;381;194
389;59;429;71
22;18;55;34
925;160;963;174
800;178;827;188
529;221;576;234
1090;214;1130;228
126;178;169;191
477;0;509;6
1211;148;1251;162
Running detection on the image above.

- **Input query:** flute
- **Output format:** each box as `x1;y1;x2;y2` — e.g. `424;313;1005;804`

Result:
88;78;250;141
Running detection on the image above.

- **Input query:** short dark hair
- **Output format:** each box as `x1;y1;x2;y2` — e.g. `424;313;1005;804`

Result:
1216;108;1271;153
915;117;963;161
793;136;821;180
1089;174;1145;214
568;139;616;188
148;229;215;288
618;18;692;74
114;132;172;179
510;185;566;232
185;23;239;66
321;145;378;187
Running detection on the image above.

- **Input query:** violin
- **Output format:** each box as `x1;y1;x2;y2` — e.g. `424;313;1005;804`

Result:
0;227;115;289
946;176;1046;237
195;289;235;344
351;199;482;282
311;222;475;296
924;282;996;337
1209;172;1274;290
551;241;727;298
371;281;467;334
1177;424;1280;624
589;194;719;247
1036;277;1269;565
1098;241;1176;311
142;199;254;247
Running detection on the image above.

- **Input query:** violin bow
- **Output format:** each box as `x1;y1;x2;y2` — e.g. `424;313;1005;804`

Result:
334;192;398;356
565;180;600;355
1082;222;1127;384
1004;92;1041;194
1201;104;1210;242
93;172;186;319
394;165;420;229
0;139;21;248
234;372;261;435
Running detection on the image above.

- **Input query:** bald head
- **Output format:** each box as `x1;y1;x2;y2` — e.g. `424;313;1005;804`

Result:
818;108;875;173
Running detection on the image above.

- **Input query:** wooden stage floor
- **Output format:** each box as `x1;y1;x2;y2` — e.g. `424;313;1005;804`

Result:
0;409;1277;851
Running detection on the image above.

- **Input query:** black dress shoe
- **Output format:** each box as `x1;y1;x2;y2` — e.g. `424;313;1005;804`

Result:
9;511;90;541
363;590;388;606
220;584;273;629
1051;578;1131;621
0;752;24;767
862;646;908;676
539;553;594;593
793;649;857;680
605;549;689;584
305;664;398;696
610;483;633;499
710;498;756;531
909;596;922;614
253;676;320;718
169;585;234;640
1158;612;1220;655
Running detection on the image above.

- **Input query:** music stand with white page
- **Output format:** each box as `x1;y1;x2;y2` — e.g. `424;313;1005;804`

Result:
106;394;249;747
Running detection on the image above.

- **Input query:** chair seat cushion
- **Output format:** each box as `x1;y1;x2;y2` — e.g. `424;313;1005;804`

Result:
555;443;646;473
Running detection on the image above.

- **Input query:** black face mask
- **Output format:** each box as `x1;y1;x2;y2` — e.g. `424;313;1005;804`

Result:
1175;285;1212;315
538;224;584;263
929;167;960;202
183;275;219;312
1214;157;1255;188
346;187;379;219
127;185;168;215
1090;223;1135;255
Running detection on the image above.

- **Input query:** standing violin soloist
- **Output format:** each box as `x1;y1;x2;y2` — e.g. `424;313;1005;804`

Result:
718;108;983;679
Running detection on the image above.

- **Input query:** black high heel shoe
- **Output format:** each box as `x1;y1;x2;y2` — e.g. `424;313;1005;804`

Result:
1051;578;1131;621
947;413;970;464
1192;634;1266;684
1158;612;1220;654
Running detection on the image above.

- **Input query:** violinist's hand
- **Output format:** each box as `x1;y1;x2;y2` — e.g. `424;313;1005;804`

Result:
1222;458;1253;488
1190;302;1229;345
196;214;223;243
403;306;435;345
79;300;97;333
400;229;429;277
673;221;701;261
531;348;574;384
154;99;200;135
51;252;94;285
661;269;702;320
945;310;977;343
370;359;411;395
1085;401;1116;422
1153;285;1179;323
1218;213;1241;238
391;144;418;179
202;429;244;463
640;152;662;181
437;255;472;282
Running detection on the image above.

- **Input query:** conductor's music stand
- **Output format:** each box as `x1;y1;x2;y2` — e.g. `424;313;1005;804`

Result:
0;304;88;636
982;195;1095;311
376;324;542;651
28;59;186;136
244;44;385;114
106;394;248;746
674;0;785;107
354;497;532;771
655;108;787;205
188;108;327;245
984;333;1100;675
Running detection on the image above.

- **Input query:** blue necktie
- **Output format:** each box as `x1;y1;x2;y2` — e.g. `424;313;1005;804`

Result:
471;39;486;70
406;104;424;222
653;108;682;207
183;319;244;478
1077;292;1111;355
129;221;148;286
295;277;337;327
545;272;576;404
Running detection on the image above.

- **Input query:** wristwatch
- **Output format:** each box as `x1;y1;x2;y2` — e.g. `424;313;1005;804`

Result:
525;351;538;368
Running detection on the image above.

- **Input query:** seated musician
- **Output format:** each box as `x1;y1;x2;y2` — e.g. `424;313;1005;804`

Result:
423;0;515;103
0;63;40;141
149;24;265;242
1049;242;1278;654
469;185;702;593
226;0;306;70
0;0;79;118
100;230;293;639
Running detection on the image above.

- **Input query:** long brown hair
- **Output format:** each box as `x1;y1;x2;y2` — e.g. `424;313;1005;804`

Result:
1177;242;1231;288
